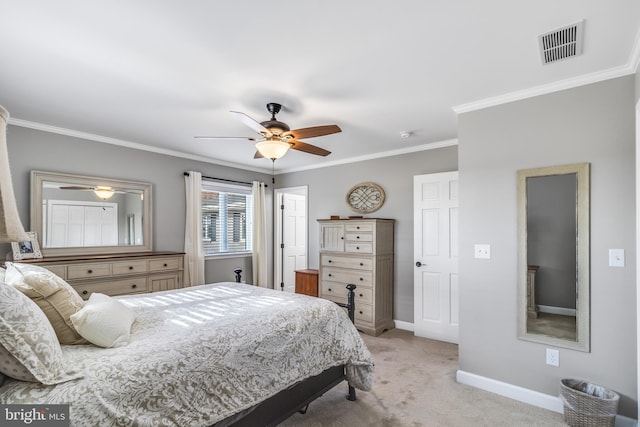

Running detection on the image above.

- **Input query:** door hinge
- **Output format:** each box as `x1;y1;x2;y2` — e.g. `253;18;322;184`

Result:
280;204;285;210
280;243;284;249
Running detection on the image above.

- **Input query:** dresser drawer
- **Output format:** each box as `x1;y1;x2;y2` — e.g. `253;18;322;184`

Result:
320;281;348;303
355;303;373;323
321;255;372;270
43;265;67;280
345;242;373;254
74;277;148;299
354;287;373;305
322;268;372;287
67;263;111;280
112;260;148;276
149;257;181;272
345;223;373;232
345;232;373;242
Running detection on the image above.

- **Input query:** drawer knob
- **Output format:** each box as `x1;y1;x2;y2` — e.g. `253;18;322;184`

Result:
87;269;92;274
340;237;344;240
359;263;364;266
328;260;332;263
356;226;360;229
82;290;88;295
129;266;134;270
131;284;137;289
164;263;168;267
359;293;363;297
356;236;360;239
328;288;332;292
359;278;363;281
359;310;363;314
356;247;360;250
328;273;332;277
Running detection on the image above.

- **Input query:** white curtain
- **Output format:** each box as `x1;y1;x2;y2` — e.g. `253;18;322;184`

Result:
252;181;268;287
0;105;29;243
184;171;205;286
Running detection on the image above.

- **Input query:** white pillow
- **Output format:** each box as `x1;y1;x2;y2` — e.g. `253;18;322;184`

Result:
70;293;136;348
0;266;5;282
0;284;81;384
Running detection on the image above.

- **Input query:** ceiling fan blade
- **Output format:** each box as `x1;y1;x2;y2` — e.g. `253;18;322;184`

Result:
254;150;264;159
194;136;258;141
230;111;271;136
60;186;94;190
285;124;341;140
289;140;331;156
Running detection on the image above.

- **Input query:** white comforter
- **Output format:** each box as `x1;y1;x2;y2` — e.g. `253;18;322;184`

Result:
0;282;373;426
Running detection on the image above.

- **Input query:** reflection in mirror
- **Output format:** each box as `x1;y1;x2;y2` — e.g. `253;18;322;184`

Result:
31;171;153;257
517;163;590;352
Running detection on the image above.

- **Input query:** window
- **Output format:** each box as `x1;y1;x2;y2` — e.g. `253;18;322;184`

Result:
201;181;253;256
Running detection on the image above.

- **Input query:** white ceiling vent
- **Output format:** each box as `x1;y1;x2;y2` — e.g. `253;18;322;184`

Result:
538;20;584;65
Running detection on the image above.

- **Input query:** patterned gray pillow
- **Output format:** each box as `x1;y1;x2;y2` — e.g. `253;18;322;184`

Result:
0;284;82;384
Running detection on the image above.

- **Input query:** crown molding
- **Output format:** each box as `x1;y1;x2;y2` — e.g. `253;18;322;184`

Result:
277;139;459;174
8;118;270;174
454;28;640;114
453;65;634;114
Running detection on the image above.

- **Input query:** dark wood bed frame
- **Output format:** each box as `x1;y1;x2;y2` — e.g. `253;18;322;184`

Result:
225;270;358;427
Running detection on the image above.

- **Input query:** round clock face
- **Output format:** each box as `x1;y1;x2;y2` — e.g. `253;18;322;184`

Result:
346;182;385;214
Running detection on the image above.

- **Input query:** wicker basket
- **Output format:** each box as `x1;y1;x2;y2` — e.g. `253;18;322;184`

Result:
560;379;620;427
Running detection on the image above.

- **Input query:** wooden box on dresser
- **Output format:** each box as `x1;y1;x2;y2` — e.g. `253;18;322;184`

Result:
317;218;394;336
18;252;184;299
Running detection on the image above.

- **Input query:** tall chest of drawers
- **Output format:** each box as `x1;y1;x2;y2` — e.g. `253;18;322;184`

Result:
318;219;394;336
19;252;184;299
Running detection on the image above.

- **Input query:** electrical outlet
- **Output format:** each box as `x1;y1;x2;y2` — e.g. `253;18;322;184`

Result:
546;348;559;367
474;244;491;259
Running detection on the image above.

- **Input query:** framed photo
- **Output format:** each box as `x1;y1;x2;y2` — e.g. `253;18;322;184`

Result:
11;231;43;260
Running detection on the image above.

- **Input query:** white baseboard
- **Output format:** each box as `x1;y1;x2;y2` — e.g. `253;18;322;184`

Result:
456;370;636;427
394;320;414;332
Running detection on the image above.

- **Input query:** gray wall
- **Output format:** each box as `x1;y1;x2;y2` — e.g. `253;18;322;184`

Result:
458;75;637;417
277;145;458;323
2;125;272;285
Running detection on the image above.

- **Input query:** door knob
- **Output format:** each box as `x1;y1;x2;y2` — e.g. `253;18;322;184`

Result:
416;261;425;267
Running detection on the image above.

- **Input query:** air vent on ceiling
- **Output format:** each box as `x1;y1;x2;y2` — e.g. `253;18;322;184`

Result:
538;20;584;65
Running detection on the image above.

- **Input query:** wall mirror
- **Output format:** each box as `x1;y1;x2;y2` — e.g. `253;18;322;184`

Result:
31;170;153;257
517;163;590;352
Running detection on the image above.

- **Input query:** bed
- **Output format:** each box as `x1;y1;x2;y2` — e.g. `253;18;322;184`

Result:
0;274;374;426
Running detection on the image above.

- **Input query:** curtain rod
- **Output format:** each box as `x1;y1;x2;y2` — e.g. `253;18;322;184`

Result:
183;172;267;187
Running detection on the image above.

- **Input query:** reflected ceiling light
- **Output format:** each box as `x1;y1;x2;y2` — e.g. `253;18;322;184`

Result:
255;138;290;160
94;186;115;200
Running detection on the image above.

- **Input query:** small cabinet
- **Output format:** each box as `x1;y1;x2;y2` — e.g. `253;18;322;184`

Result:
295;269;319;297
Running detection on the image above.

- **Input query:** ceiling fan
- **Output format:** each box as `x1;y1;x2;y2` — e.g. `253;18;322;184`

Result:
59;185;118;200
195;103;341;160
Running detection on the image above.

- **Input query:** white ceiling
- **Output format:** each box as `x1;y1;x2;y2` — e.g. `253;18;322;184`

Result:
1;1;639;173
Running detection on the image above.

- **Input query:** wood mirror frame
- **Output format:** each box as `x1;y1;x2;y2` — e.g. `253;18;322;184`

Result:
517;163;590;352
30;170;153;257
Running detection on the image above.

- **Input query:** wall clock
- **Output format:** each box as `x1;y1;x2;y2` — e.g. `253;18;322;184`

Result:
346;182;386;214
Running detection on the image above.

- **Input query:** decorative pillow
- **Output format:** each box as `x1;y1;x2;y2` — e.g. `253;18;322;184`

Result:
0;344;37;382
5;262;87;345
0;266;5;283
70;293;136;348
0;284;82;384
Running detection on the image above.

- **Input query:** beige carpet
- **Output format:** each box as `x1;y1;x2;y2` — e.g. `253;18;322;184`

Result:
279;328;566;426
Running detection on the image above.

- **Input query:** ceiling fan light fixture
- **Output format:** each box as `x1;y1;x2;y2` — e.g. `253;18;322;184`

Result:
256;139;290;160
94;186;115;200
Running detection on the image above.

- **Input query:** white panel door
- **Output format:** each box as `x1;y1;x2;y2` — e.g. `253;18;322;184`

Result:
280;193;307;293
414;171;459;343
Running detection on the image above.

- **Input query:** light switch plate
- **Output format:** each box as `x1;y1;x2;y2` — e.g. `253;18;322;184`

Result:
609;249;625;267
474;244;491;259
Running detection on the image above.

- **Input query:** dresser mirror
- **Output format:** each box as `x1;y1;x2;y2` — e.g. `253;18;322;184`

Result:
31;170;153;257
517;163;590;352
